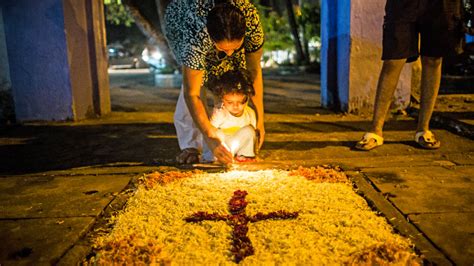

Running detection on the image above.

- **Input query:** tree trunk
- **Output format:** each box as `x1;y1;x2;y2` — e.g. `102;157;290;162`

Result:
301;23;310;63
155;0;170;34
285;0;307;65
123;0;177;68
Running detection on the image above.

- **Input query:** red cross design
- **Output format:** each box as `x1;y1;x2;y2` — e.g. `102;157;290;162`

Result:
185;190;299;263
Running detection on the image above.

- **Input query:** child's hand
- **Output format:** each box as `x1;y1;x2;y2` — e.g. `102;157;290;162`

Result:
206;127;232;164
256;123;265;149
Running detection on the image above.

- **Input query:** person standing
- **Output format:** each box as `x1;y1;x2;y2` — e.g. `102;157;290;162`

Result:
355;0;463;151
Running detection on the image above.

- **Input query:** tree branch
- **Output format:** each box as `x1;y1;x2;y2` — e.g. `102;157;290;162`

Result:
123;0;177;68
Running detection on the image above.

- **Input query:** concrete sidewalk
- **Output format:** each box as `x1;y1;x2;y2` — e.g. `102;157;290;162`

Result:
0;71;472;265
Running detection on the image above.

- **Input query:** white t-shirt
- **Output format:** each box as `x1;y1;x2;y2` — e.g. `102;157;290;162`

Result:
210;105;256;136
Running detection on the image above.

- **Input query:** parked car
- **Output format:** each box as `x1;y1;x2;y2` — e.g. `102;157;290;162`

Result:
107;44;130;59
141;45;166;72
107;43;142;69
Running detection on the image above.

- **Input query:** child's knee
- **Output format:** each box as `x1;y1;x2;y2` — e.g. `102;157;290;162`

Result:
216;130;226;142
239;125;256;137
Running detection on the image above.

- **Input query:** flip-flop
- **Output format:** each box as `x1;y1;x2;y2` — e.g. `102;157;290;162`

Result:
355;132;384;151
235;155;257;163
176;148;200;164
415;131;441;149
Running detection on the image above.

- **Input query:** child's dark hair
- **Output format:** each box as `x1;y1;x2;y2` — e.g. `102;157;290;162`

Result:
209;69;255;99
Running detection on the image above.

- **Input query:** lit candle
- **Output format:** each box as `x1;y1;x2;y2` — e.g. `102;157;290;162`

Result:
230;140;239;156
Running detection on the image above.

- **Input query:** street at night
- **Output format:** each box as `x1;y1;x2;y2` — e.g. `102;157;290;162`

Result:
1;0;474;265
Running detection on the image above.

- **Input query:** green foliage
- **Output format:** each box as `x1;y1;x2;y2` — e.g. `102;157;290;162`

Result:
104;0;121;4
298;2;320;39
104;0;134;27
255;4;294;51
298;2;321;64
255;1;321;65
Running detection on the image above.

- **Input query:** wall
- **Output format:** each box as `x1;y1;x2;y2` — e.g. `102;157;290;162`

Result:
3;0;74;121
87;0;110;116
0;7;10;87
63;0;95;119
1;0;110;122
0;6;14;123
336;0;350;111
320;0;351;111
62;0;110;118
321;0;411;113
349;0;411;113
320;0;335;109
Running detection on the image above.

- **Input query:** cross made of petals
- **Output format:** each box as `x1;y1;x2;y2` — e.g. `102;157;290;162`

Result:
184;190;299;263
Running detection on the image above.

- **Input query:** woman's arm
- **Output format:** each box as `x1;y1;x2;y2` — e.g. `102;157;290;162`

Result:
182;66;233;164
245;47;265;148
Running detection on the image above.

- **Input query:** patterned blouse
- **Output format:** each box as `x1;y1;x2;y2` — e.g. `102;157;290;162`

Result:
164;0;264;83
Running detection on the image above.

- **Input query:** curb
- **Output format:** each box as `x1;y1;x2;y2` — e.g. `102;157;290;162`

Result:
407;106;474;140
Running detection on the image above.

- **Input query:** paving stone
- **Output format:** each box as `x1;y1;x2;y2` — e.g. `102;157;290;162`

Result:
408;212;474;266
56;244;91;266
3;165;170;178
1;71;472;265
0;217;94;265
0;174;132;218
326;155;451;169
442;152;474;165
260;129;474;161
362;166;474;213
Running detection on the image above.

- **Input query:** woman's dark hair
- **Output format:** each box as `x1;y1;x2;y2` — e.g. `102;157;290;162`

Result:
209;69;255;99
207;3;246;42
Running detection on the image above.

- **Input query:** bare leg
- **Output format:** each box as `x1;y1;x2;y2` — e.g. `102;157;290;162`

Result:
417;56;442;133
225;125;256;157
370;59;406;136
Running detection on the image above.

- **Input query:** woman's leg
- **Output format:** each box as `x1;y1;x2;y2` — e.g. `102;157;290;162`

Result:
174;86;204;151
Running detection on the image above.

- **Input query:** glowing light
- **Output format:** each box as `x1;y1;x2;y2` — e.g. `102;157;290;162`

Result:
230;140;239;155
151;51;162;60
222;142;230;152
220;170;269;179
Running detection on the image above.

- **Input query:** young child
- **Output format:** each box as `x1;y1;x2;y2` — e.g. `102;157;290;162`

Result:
202;70;258;163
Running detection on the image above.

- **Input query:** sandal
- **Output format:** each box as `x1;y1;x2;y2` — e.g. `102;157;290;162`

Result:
355;132;384;151
415;131;440;149
176;148;200;164
235;155;257;163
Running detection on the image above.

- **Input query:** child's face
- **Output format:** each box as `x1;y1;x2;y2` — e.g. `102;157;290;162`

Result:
222;93;248;117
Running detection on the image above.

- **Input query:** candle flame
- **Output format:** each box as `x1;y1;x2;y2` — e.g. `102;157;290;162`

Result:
230;140;239;155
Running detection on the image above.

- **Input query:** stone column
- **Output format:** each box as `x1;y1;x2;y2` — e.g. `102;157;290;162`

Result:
0;7;14;123
87;0;111;116
321;0;412;113
2;0;110;122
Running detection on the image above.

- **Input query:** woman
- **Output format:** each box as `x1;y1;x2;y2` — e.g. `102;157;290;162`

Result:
164;0;265;164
